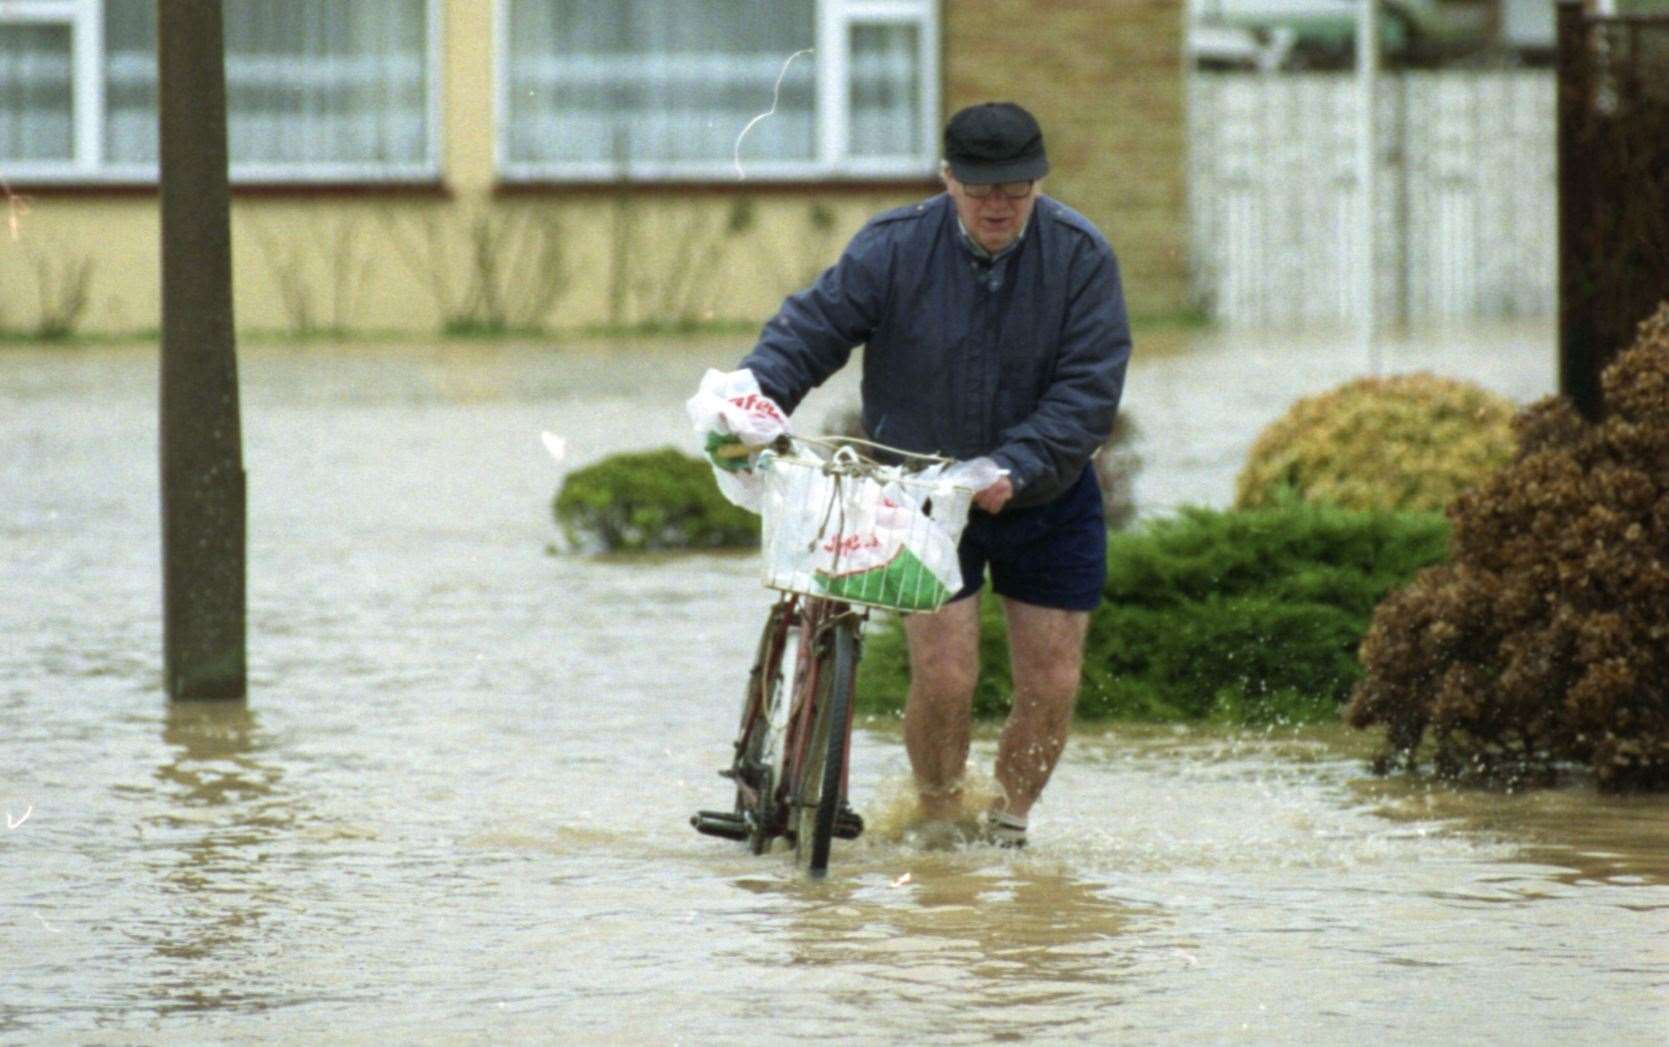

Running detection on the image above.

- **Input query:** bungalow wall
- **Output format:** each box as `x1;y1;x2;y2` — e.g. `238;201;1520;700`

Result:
1;1;1185;339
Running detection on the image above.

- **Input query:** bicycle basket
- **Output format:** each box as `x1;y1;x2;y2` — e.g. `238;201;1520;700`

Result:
757;444;976;613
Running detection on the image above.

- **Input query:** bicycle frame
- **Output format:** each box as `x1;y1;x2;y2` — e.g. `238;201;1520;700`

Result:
694;592;865;868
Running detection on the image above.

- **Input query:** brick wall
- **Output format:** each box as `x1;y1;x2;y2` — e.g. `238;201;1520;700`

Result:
943;0;1188;317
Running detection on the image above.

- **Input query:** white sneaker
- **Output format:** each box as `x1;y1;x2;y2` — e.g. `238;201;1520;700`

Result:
984;810;1027;849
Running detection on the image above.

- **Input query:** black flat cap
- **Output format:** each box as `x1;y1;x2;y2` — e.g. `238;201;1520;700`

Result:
944;102;1049;184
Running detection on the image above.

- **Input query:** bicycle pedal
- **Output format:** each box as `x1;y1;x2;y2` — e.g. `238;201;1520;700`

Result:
834;806;864;841
690;811;750;842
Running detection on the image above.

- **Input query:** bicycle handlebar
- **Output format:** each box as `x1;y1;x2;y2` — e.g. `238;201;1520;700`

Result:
762;433;959;475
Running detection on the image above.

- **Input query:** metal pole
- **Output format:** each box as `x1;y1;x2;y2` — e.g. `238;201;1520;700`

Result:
1356;0;1381;374
159;0;247;701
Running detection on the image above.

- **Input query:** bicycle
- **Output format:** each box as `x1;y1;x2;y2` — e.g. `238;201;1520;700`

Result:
690;436;980;877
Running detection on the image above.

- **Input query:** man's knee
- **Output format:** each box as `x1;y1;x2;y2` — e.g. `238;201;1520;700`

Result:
1023;659;1083;704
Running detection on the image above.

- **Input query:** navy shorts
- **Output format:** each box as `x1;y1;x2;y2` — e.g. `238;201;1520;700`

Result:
949;464;1106;611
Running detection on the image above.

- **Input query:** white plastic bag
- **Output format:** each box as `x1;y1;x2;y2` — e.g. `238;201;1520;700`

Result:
941;456;1008;494
684;368;790;512
759;453;973;612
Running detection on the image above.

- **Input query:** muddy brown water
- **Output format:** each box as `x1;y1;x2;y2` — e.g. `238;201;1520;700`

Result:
3;328;1664;1043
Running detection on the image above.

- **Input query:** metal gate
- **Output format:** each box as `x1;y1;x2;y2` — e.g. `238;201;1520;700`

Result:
1188;70;1557;326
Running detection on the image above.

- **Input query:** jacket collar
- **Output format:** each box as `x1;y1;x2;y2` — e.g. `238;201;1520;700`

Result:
952;203;1031;264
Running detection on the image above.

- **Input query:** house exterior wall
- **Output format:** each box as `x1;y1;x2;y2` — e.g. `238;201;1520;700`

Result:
1;0;1187;339
944;0;1189;318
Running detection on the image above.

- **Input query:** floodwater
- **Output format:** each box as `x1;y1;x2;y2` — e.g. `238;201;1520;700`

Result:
3;325;1664;1044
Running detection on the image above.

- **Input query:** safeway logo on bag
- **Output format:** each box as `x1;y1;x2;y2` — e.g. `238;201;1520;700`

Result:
728;393;785;425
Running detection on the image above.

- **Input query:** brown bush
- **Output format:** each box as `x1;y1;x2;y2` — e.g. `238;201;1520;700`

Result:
1346;303;1669;790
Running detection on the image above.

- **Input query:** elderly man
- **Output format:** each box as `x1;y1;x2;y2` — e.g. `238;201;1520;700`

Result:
735;102;1131;847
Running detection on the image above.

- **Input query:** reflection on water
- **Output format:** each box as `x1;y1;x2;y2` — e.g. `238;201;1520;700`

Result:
143;701;295;1014
157;701;276;815
722;860;1150;1042
747;860;1139;981
1354;774;1669;887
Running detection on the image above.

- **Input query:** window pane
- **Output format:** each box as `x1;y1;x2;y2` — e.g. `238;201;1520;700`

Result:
104;0;431;170
105;0;157;164
849;23;921;160
0;23;73;163
506;0;816;170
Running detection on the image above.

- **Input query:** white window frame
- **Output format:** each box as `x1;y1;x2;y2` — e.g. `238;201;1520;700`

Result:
494;0;940;182
0;0;103;179
822;0;940;178
1;0;444;184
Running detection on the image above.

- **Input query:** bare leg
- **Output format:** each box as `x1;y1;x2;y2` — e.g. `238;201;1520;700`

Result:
994;599;1089;821
901;594;981;821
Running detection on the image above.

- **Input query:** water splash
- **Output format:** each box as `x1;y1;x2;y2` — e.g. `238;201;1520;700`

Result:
863;770;1005;844
733;48;814;180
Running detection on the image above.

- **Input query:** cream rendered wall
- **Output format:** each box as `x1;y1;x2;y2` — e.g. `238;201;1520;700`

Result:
0;0;921;340
3;0;1189;339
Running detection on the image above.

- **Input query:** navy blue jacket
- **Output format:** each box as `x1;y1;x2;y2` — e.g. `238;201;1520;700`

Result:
739;192;1131;509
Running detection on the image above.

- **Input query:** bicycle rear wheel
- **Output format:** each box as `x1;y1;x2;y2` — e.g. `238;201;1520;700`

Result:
792;615;858;878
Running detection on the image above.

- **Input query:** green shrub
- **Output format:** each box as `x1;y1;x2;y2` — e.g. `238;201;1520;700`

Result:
1079;597;1365;723
552;447;759;552
1236;372;1517;513
1348;303;1669;790
855;501;1449;725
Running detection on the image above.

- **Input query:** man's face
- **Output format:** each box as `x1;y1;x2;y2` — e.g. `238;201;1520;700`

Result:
944;171;1040;255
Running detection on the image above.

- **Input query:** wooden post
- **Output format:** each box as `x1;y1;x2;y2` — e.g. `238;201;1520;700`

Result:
1555;0;1602;420
1555;6;1669;420
158;0;247;701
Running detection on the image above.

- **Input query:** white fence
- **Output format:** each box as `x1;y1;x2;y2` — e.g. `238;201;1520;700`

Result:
1188;70;1557;326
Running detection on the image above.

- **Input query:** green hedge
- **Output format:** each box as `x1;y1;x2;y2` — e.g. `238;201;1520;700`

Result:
552;447;758;552
856;501;1449;725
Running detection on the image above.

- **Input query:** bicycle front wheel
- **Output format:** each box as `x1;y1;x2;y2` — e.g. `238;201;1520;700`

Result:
793;615;858;878
738;600;794;854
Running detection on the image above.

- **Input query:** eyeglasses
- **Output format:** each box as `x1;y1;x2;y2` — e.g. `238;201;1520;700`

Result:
962;180;1035;200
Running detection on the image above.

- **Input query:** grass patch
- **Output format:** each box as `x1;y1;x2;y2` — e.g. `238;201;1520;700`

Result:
0;327;160;348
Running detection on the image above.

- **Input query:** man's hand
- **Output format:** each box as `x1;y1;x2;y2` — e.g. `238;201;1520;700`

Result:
705;431;754;473
974;475;1014;513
